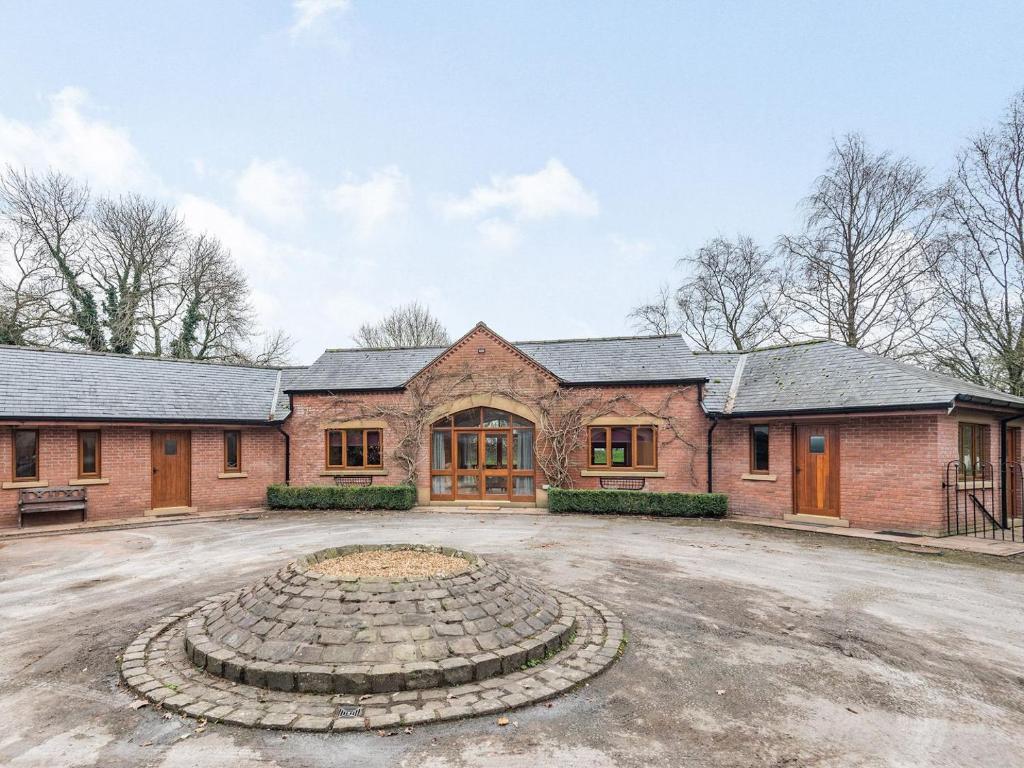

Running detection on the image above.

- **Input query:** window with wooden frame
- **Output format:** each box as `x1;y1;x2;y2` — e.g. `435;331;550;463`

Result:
588;425;657;470
325;428;383;469
959;422;990;478
749;425;769;474
77;430;101;478
13;429;39;481
224;430;241;473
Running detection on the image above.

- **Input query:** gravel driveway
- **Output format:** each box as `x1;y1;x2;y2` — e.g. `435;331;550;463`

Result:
0;511;1021;768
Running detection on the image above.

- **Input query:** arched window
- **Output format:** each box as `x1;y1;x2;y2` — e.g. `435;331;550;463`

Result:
430;407;535;501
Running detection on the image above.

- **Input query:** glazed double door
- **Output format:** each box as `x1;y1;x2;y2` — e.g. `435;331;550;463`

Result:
455;430;511;499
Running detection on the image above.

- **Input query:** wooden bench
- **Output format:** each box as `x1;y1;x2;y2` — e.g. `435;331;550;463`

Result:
18;486;87;528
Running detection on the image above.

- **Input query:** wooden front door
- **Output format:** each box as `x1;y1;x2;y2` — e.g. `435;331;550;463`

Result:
794;425;840;517
151;430;190;508
1009;428;1021;520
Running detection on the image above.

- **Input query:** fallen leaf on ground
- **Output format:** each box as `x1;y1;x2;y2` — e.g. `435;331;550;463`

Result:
497;716;510;726
130;700;147;710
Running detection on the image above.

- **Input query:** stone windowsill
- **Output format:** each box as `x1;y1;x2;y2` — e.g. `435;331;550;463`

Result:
741;473;777;482
69;478;110;486
319;469;389;477
2;480;48;490
579;469;666;478
957;480;994;490
218;472;249;479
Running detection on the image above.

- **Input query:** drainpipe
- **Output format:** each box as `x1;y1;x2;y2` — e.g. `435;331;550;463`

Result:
999;413;1019;527
275;393;293;485
707;416;719;493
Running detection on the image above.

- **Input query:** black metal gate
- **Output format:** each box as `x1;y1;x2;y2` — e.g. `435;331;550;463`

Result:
944;460;1022;541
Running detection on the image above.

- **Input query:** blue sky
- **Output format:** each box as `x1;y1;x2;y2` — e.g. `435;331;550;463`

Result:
2;1;1023;363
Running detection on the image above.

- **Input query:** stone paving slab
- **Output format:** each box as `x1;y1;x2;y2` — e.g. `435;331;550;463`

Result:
119;590;622;732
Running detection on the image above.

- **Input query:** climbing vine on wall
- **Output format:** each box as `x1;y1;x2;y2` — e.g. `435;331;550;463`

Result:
329;363;701;489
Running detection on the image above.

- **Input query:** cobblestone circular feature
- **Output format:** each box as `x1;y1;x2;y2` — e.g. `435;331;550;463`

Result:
120;544;623;731
309;548;472;580
182;544;572;694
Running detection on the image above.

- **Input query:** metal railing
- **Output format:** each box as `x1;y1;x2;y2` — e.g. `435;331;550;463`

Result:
943;460;1022;541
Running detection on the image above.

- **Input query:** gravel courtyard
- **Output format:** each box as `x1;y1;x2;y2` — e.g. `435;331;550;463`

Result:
0;511;1021;768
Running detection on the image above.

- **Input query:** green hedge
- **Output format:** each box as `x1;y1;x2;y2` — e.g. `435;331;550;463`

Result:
547;488;727;517
266;484;417;510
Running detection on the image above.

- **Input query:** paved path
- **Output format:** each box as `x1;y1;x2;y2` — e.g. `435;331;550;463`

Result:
0;511;1022;767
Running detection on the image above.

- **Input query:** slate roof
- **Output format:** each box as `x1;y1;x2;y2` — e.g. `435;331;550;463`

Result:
5;334;1023;424
273;367;307;419
287;334;704;392
516;335;703;384
695;351;742;413
698;340;1024;416
287;346;446;391
0;345;291;423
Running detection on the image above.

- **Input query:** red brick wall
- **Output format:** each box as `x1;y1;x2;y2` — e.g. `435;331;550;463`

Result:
190;427;285;512
0;424;284;528
712;410;1012;536
712;420;793;519
284;326;707;502
837;414;942;533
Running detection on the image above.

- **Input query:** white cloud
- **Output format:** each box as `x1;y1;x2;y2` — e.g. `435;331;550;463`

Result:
289;0;351;37
610;234;655;259
477;218;521;250
323;165;410;238
177;194;287;280
176;193;378;357
235;158;309;225
444;159;599;222
0;87;152;191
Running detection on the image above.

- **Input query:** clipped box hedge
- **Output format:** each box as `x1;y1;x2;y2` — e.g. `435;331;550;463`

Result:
266;484;417;511
547;488;727;517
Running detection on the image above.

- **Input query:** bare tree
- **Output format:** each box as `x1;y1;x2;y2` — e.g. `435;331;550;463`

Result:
355;301;451;348
170;234;251;360
91;194;186;354
0;224;64;345
229;329;295;367
0;167;104;349
628;236;789;350
676;235;789;351
628;284;680;336
924;91;1024;394
0;167;292;365
779;134;943;356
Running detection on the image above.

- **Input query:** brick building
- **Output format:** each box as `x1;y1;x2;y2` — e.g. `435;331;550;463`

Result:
3;322;1022;535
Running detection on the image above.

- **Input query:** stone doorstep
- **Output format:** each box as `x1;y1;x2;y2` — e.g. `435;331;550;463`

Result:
121;592;620;733
782;513;850;528
145;506;198;518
